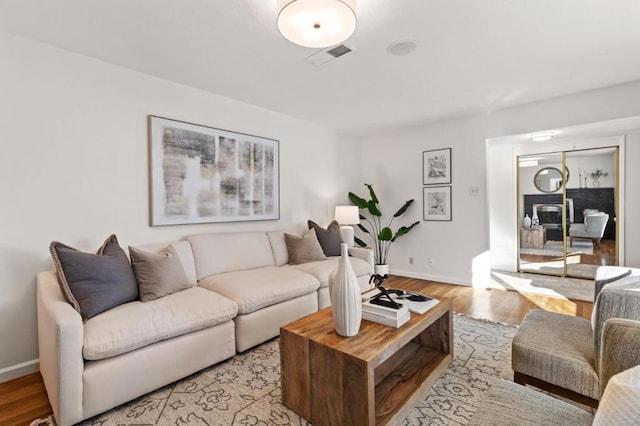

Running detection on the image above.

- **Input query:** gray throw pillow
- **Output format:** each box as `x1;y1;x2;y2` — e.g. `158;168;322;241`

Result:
307;220;343;256
49;235;139;321
285;229;327;265
129;245;192;302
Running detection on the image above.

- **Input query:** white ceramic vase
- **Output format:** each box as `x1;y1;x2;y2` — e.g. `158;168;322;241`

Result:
523;214;532;228
329;243;362;337
374;264;389;276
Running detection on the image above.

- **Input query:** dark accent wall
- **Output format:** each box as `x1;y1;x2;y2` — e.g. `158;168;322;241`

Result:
523;188;615;240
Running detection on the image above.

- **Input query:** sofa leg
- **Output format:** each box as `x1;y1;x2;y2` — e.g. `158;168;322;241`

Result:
569;237;573;247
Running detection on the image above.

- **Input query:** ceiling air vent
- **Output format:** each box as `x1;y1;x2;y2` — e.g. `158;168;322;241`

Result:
305;44;354;67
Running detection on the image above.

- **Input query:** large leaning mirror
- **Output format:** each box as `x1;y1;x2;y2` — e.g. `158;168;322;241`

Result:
534;166;569;193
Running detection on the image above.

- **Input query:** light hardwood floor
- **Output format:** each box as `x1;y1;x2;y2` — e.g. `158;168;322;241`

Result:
0;277;593;426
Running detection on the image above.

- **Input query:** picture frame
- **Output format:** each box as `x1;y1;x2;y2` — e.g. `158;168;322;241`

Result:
423;186;452;221
423;148;452;185
148;115;280;226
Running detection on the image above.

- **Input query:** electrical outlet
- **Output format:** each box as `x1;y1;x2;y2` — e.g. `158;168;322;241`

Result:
409;257;414;265
427;257;434;267
469;186;480;196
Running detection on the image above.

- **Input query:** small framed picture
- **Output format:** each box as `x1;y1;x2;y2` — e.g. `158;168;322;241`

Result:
423;148;452;185
423;186;452;221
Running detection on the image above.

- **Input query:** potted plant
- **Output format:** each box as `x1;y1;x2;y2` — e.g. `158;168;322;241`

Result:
349;184;420;275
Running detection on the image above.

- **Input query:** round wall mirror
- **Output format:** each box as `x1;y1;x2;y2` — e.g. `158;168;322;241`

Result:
534;166;569;193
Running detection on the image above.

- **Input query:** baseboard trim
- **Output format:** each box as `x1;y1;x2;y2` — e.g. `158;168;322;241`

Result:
390;269;472;287
0;359;39;383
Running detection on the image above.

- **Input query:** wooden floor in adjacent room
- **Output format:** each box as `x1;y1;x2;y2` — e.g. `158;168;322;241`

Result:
0;276;593;426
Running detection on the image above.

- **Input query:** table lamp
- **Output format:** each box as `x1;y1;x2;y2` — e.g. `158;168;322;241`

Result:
334;206;360;247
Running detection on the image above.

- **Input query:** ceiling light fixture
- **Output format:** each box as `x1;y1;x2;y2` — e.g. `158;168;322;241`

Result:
530;132;554;142
277;0;357;48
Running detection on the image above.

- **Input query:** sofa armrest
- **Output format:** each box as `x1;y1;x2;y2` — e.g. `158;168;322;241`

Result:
348;246;374;267
599;318;640;396
37;271;84;426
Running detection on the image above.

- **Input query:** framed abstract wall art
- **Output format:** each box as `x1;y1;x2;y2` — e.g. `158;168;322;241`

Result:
148;115;279;226
423;148;452;185
423;186;452;221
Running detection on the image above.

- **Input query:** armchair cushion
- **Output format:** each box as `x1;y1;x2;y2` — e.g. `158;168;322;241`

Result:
468;380;593;426
512;310;599;399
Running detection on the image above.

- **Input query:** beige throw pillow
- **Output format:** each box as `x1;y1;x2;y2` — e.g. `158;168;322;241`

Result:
285;229;327;265
129;245;193;302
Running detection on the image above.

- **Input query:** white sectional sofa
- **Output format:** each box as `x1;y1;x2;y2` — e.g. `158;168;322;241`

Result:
37;229;373;426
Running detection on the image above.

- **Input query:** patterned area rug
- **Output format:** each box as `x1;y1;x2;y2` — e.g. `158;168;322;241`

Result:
520;240;593;257
73;315;516;426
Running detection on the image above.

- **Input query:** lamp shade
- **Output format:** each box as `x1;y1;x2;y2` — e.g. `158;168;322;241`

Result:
277;0;357;48
335;206;360;225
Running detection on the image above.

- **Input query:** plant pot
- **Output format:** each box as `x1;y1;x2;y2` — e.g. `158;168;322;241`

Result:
374;264;389;276
329;243;362;337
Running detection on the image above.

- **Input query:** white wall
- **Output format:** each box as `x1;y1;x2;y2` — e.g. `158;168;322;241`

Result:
0;33;361;381
359;83;640;285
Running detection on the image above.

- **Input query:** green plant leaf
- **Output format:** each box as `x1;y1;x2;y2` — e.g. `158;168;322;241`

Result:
354;236;367;247
357;224;370;234
391;221;420;242
348;192;368;209
367;200;382;216
378;227;393;241
393;199;415;217
364;183;379;204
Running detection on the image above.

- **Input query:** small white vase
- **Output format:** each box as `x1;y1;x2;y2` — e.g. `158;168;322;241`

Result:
329;243;362;337
374;264;389;276
532;214;540;226
523;214;532;228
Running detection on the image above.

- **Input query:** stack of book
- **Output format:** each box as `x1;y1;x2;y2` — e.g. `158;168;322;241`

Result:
361;298;410;328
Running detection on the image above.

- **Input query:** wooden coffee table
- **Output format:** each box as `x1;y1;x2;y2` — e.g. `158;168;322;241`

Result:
280;285;453;426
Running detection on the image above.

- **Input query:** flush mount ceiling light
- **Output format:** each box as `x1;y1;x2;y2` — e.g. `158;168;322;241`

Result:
530;132;555;142
277;0;357;48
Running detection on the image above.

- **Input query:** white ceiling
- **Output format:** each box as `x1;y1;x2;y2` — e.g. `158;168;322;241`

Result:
2;0;640;135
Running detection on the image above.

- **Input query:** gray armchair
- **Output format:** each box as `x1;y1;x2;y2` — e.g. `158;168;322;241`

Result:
470;344;640;426
511;266;640;408
569;212;609;247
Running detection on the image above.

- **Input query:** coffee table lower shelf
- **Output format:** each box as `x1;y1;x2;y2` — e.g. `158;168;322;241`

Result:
280;297;453;426
375;344;452;424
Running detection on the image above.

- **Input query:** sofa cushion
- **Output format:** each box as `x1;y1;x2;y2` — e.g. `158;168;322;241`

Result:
284;229;327;265
129;245;193;302
83;287;237;360
308;220;343;256
187;232;275;279
198;266;319;315
288;257;373;288
49;234;139;320
133;240;198;286
267;228;305;266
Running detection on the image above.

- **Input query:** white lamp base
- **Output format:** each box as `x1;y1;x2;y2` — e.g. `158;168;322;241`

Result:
340;225;355;247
